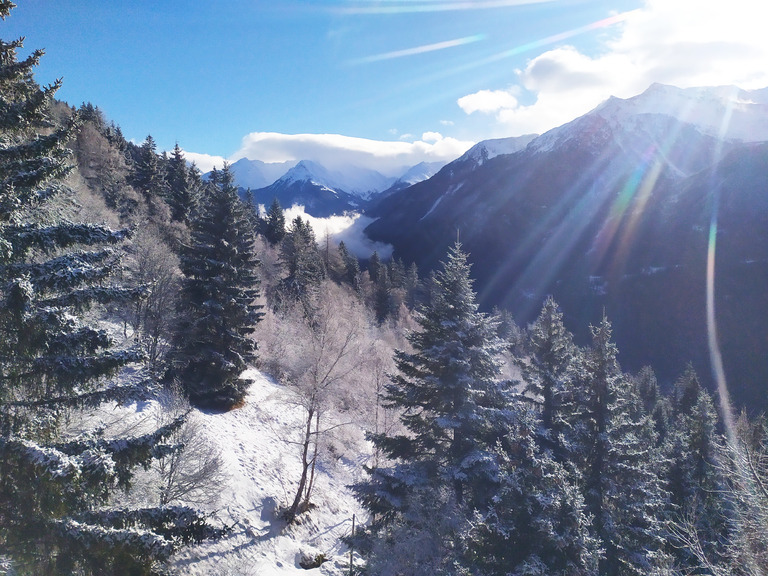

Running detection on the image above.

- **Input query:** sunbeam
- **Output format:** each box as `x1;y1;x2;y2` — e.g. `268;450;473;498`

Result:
349;34;486;65
338;0;556;15
488;10;639;61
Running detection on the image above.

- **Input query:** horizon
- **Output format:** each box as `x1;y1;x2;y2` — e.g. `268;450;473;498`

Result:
6;0;767;171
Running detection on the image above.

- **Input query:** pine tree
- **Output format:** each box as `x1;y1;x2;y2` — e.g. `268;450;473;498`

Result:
516;296;581;462
353;242;509;571
374;266;392;324
166;143;199;225
170;163;264;410
463;409;599;576
0;8;221;573
263;197;286;245
133;134;164;199
276;216;325;311
337;240;360;289
575;316;669;576
367;250;382;284
663;368;725;570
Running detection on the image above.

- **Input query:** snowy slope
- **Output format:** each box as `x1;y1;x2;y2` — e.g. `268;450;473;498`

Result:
455;134;538;166
171;369;368;575
532;83;768;153
101;370;368;575
594;83;768;142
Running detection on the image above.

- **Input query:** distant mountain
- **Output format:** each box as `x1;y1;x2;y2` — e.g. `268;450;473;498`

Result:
228;157;297;189
247;158;450;216
367;161;445;210
365;83;768;411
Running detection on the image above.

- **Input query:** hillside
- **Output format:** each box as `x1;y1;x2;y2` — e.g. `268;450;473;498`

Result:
365;84;768;411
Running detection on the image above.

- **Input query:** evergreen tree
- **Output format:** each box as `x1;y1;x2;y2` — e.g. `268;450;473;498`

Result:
166;142;199;224
276;216;325;310
263;197;286;245
463;409;599;576
170;163;264;410
133;134;163;198
575;316;669;576
663;368;725;570
353;242;509;570
0;9;220;573
337;240;360;289
374;266;392;324
516;296;581;462
367;250;382;284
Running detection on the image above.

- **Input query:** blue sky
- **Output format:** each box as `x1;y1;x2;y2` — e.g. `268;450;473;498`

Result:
6;0;767;172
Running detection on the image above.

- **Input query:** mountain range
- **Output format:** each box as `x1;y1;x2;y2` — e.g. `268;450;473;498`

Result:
215;157;446;217
365;83;768;411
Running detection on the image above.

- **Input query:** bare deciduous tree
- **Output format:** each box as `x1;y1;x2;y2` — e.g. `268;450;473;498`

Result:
258;281;376;522
126;226;182;372
153;388;227;507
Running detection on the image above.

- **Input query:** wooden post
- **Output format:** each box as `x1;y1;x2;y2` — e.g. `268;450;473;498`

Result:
349;514;355;575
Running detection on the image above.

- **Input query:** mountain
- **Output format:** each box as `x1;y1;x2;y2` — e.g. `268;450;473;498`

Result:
248;159;450;216
456;134;538;165
228;157;298;189
365;83;768;411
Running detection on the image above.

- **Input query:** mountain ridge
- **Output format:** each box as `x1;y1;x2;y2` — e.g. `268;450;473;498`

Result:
363;82;768;411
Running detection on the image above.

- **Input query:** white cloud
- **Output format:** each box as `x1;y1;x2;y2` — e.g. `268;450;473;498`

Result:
457;89;519;114
458;0;768;135
283;206;393;259
182;151;226;173
230;132;473;177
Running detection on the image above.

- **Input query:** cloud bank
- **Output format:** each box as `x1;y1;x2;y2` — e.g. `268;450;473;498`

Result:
281;206;393;259
458;0;768;136
230;132;473;177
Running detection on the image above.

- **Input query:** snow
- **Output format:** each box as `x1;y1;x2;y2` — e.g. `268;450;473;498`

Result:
169;369;368;575
277;160;394;200
393;161;444;186
228;158;299;190
456;135;537;166
531;83;768;154
594;83;768;142
94;369;368;575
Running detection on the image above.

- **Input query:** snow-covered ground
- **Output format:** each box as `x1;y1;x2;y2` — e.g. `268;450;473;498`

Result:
101;369;369;575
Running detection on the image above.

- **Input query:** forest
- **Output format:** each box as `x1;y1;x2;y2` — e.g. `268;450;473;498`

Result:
1;4;768;575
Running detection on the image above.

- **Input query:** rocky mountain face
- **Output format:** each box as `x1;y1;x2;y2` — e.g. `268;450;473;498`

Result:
365;84;768;411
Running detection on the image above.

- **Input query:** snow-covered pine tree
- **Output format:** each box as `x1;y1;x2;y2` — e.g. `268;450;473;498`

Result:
516;296;582;463
575;316;669;576
353;242;510;572
462;408;599;576
663;367;726;570
170;163;263;410
0;7;221;573
336;240;360;289
275;215;324;312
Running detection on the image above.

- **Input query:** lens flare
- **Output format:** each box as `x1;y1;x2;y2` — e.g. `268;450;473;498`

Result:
349;34;486;65
339;0;556;15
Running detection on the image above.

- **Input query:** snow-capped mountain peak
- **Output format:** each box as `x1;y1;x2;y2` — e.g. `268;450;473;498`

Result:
595;83;768;142
457;134;538;166
530;83;768;154
277;160;394;200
